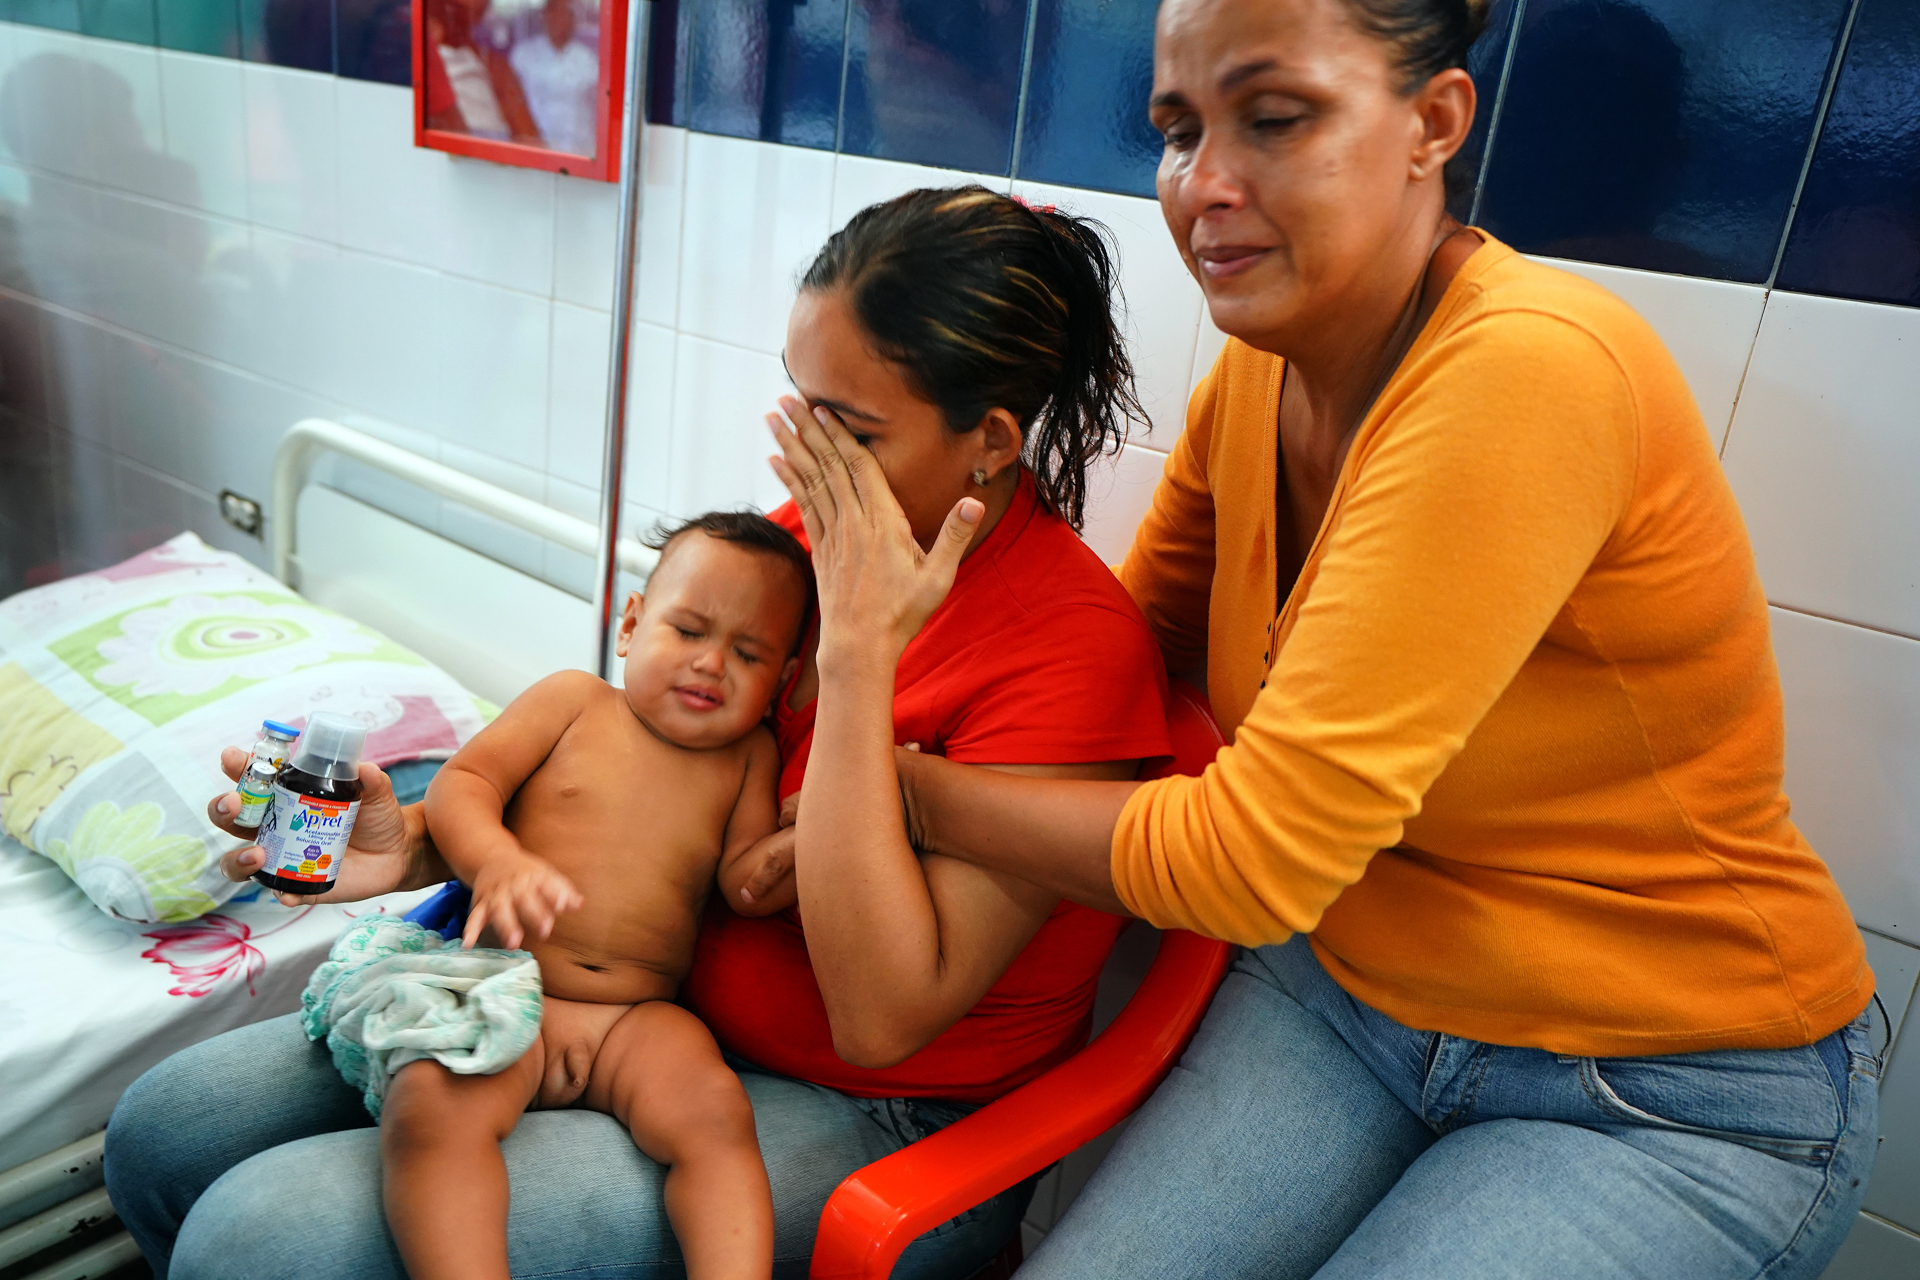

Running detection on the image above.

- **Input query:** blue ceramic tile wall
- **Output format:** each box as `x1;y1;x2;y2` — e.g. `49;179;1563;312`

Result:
5;2;83;33
1775;0;1920;308
1477;0;1852;282
239;0;336;73
158;0;243;57
1015;0;1158;197
3;0;1915;311
839;0;1030;174
79;0;152;43
335;0;409;84
680;0;847;150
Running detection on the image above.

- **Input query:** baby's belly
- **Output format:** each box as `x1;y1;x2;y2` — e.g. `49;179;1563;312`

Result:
528;937;684;1005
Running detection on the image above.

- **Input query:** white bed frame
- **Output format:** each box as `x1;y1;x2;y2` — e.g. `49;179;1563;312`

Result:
0;419;661;1280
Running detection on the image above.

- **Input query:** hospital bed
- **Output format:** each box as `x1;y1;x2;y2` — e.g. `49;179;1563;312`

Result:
0;421;1228;1280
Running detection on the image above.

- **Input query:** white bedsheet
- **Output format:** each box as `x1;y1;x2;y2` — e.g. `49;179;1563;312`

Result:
0;830;433;1189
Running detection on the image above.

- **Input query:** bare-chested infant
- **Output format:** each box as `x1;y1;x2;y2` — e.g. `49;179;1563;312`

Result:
384;511;812;1280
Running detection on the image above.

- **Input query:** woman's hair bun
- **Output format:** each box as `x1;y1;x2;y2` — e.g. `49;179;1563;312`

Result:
1463;0;1491;40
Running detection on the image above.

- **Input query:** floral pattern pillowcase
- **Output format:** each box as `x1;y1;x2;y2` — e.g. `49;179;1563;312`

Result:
0;533;495;924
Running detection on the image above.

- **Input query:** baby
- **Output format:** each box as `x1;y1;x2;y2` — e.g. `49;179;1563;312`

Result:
310;511;811;1280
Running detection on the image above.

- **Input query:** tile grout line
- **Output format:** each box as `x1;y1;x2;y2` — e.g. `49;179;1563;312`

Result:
1467;0;1527;228
1856;1210;1920;1242
664;130;695;517
832;0;856;156
1717;291;1767;458
1765;0;1863;290
1007;0;1043;183
1769;600;1920;647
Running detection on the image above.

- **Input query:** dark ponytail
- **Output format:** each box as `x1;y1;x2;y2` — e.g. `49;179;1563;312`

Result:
1339;0;1492;205
798;185;1144;530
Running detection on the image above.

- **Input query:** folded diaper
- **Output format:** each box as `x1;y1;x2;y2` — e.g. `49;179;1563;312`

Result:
301;916;543;1118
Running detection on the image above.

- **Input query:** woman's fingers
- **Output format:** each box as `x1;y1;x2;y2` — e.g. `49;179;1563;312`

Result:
924;497;985;594
218;842;266;883
810;404;893;518
207;790;254;839
794;403;865;519
770;397;844;527
741;828;797;904
220;746;247;783
767;449;827;550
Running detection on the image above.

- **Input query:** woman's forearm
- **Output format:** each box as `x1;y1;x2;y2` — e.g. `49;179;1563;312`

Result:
401;801;454;889
899;749;1142;915
795;651;958;1063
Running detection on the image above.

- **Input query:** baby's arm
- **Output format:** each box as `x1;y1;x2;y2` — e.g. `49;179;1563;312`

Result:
715;729;789;916
425;671;595;948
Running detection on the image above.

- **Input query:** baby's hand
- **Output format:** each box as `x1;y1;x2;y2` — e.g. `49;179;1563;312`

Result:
464;853;583;950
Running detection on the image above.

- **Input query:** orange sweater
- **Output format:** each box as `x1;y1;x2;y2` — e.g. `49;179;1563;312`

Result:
1113;236;1869;1056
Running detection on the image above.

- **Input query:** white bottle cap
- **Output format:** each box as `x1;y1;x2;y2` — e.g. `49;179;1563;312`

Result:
288;712;368;782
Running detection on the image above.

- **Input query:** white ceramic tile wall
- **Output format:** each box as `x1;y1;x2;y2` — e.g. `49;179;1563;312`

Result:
1081;444;1171;567
1770;607;1920;942
1722;292;1920;642
1862;929;1920;1055
1536;257;1768;448
1820;1213;1920;1280
1864;961;1920;1235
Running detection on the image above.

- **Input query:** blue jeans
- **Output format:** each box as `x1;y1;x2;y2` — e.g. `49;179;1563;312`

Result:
106;1014;1031;1279
1024;936;1879;1279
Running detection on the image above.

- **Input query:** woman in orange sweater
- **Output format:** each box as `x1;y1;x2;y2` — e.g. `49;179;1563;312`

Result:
766;0;1880;1276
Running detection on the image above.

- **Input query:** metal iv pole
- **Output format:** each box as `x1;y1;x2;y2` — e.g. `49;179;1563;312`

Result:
592;0;654;679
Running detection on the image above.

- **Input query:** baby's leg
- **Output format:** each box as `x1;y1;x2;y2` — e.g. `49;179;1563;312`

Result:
380;1044;544;1280
583;1003;774;1280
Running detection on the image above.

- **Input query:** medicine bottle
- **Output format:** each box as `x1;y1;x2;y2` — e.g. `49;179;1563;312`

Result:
254;713;367;896
232;719;301;829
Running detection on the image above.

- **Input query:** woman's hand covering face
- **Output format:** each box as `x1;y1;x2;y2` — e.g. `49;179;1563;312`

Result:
766;394;984;670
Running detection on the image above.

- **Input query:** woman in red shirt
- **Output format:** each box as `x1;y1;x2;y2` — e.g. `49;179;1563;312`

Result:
108;186;1171;1280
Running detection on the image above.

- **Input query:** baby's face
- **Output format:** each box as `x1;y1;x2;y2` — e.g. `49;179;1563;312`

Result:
616;533;806;750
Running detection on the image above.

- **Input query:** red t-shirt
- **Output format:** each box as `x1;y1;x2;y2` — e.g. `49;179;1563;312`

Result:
683;474;1171;1102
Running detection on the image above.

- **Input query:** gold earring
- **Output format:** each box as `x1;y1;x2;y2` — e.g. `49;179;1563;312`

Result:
971;468;989;487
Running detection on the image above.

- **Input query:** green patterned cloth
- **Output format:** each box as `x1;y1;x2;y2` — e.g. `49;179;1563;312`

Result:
0;533;494;923
302;916;544;1119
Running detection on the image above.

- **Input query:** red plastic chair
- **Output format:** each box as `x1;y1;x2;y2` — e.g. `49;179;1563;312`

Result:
809;681;1235;1279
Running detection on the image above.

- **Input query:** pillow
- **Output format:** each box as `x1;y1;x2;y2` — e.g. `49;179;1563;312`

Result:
0;533;495;924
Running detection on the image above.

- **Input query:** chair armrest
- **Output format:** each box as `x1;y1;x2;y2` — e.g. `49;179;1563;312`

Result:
808;930;1231;1280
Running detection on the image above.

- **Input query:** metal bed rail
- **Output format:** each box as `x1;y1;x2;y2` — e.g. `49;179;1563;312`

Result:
270;418;658;592
0;1131;142;1279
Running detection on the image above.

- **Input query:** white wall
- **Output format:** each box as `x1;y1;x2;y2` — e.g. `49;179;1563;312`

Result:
0;24;1206;606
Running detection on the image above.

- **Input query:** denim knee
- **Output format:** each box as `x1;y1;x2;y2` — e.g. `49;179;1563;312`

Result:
171;1130;403;1280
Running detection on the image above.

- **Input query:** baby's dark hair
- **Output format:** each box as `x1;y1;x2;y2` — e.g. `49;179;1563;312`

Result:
642;510;814;652
799;185;1145;530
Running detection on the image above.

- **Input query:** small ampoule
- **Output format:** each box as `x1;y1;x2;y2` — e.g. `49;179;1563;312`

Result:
232;720;301;829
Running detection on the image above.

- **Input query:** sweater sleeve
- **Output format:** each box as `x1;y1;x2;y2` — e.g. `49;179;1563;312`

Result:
1116;355;1223;673
1111;313;1640;945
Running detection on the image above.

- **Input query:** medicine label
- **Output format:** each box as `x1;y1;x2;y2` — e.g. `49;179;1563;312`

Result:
258;785;359;887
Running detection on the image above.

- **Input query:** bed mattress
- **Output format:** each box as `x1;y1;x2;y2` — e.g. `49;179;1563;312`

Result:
0;829;432;1191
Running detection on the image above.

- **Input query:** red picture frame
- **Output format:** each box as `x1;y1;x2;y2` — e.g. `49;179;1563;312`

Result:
413;0;629;182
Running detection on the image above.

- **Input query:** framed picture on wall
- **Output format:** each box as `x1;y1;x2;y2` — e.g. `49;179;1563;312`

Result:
413;0;628;181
